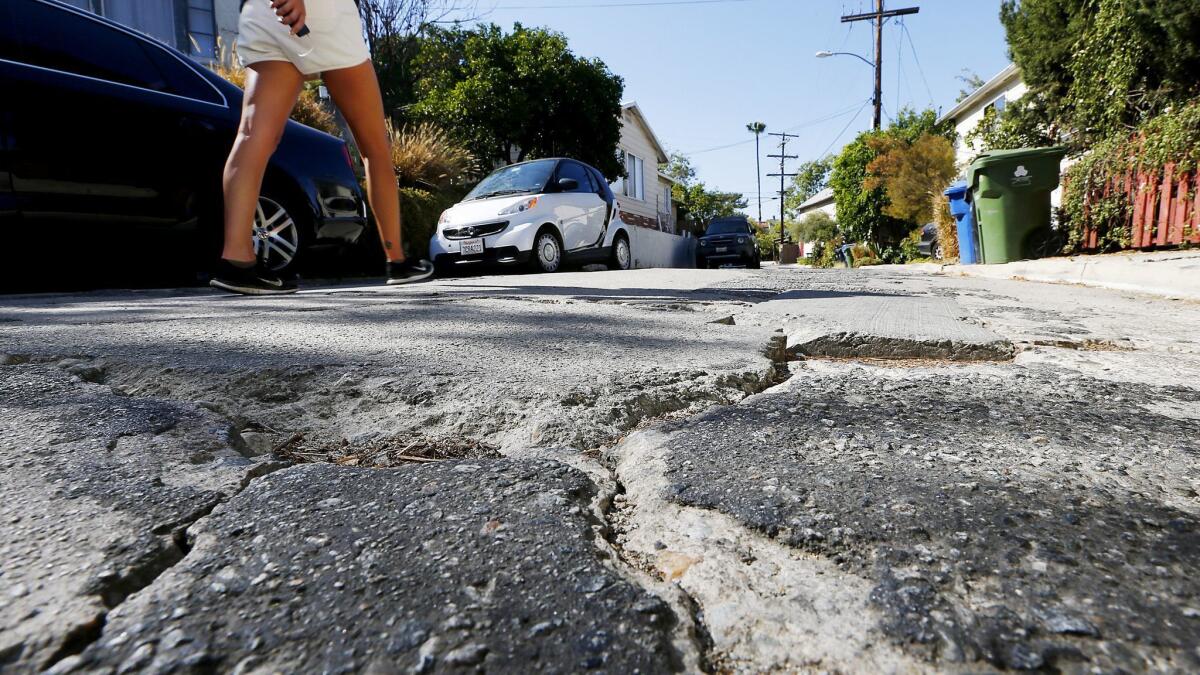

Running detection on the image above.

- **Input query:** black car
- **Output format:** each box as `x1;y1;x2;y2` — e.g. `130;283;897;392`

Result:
697;216;760;268
0;0;367;290
917;222;944;260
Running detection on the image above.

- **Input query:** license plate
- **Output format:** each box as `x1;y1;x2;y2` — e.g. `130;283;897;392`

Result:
460;238;484;256
715;246;728;253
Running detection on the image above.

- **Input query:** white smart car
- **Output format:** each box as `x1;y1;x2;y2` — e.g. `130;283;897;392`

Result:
430;158;633;275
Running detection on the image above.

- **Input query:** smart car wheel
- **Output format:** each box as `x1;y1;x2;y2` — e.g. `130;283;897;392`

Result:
932;241;945;261
610;234;632;271
532;229;562;273
253;195;303;273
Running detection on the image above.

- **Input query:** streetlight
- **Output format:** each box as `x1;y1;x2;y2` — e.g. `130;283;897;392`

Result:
815;50;880;129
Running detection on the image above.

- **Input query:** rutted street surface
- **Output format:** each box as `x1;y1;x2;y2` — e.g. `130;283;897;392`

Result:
1;267;1198;672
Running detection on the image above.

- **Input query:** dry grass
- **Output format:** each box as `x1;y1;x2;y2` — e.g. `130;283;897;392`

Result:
386;121;478;190
932;192;960;260
208;39;340;137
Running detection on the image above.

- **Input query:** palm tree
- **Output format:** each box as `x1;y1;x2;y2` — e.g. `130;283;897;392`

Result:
746;122;767;223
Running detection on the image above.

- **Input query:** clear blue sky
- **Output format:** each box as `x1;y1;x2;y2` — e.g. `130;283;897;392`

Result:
452;0;1011;217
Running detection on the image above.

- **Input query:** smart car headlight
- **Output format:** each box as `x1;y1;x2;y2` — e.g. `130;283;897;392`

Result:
498;197;539;216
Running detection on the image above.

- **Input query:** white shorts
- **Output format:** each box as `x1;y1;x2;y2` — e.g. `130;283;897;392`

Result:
238;0;370;77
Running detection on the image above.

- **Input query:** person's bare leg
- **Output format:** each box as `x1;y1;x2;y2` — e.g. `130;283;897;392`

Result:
322;60;405;263
221;61;305;263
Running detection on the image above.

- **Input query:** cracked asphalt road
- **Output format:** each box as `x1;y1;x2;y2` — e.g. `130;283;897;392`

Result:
1;266;1198;673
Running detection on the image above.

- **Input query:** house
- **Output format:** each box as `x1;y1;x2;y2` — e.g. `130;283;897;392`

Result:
794;187;836;221
614;102;678;233
60;0;238;63
937;64;1027;170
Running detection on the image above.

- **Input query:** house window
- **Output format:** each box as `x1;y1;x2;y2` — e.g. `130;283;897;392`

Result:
185;0;217;59
104;0;178;47
72;0;216;59
624;152;644;201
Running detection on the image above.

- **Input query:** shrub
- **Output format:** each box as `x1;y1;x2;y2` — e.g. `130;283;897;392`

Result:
386;121;478;190
931;192;959;260
1060;97;1200;252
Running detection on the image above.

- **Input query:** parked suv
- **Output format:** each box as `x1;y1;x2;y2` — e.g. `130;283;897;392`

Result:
430;158;632;275
697;216;760;268
0;0;366;290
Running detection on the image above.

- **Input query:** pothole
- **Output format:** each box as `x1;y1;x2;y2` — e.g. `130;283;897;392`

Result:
273;432;502;467
791;332;1016;362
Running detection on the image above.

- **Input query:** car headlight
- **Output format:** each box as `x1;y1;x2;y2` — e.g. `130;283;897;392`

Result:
700;240;710;246
498;197;538;216
737;236;747;244
438;210;451;226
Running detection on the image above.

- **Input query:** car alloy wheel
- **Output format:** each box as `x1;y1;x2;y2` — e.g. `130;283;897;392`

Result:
535;231;561;272
932;242;945;260
614;236;631;270
253;196;300;272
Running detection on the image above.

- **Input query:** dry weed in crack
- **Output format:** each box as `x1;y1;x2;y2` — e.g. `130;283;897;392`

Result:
276;433;501;467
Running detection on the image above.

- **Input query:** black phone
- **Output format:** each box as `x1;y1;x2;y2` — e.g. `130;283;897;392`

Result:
297;25;310;37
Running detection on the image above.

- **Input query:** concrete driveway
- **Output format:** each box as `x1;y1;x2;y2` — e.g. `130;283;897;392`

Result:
1;267;1197;673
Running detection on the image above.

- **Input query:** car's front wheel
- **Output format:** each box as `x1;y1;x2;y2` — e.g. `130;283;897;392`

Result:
531;229;562;273
253;195;304;273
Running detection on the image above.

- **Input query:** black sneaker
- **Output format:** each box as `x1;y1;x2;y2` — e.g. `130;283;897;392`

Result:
209;260;298;295
386;259;434;285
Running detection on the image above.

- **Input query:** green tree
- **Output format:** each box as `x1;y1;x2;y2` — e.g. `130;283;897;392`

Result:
412;24;625;179
662;154;747;233
783;157;832;218
787;211;837;244
997;0;1200;150
829;108;952;259
955;69;986;103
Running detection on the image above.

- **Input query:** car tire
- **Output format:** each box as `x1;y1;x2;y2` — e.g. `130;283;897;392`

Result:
530;228;563;273
253;193;307;274
748;254;761;269
609;233;632;271
932;241;945;261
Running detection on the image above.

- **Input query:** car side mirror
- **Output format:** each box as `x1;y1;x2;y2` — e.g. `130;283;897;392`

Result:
557;177;578;191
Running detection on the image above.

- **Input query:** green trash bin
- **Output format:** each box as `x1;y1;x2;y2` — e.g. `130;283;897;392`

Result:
967;147;1067;264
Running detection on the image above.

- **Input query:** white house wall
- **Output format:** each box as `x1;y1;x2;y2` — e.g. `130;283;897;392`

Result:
614;110;671;228
951;80;1029;172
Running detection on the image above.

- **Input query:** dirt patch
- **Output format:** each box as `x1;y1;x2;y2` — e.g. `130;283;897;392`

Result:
275;432;501;468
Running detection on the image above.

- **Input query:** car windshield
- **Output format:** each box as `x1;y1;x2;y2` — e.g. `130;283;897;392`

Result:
465;160;557;200
705;220;749;236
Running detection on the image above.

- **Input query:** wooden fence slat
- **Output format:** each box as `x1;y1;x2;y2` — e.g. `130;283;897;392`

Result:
1191;173;1200;244
1135;171;1155;248
1123;169;1134;244
1156;163;1175;247
1169;171;1189;245
1131;172;1145;247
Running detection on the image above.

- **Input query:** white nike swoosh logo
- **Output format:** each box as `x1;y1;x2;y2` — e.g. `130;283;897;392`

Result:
258;276;284;287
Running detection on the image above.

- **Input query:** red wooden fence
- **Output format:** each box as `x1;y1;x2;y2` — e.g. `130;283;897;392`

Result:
1079;163;1200;251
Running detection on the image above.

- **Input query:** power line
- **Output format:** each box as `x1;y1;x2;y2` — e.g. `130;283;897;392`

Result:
901;19;936;108
680;100;869;156
816;97;871;158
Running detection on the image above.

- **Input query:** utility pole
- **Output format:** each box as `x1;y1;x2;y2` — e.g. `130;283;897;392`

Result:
766;131;798;259
840;0;919;130
746;122;767;223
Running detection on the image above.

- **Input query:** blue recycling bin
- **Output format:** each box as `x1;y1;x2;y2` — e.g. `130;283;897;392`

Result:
944;182;979;265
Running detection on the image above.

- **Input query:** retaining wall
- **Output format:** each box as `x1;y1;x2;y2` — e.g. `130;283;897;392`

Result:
626;225;697;269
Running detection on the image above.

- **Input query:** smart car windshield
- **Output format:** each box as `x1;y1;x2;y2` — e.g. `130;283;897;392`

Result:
465;160;557;200
705;220;749;235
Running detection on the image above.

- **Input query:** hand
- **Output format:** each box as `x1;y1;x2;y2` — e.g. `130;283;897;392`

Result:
270;0;307;35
